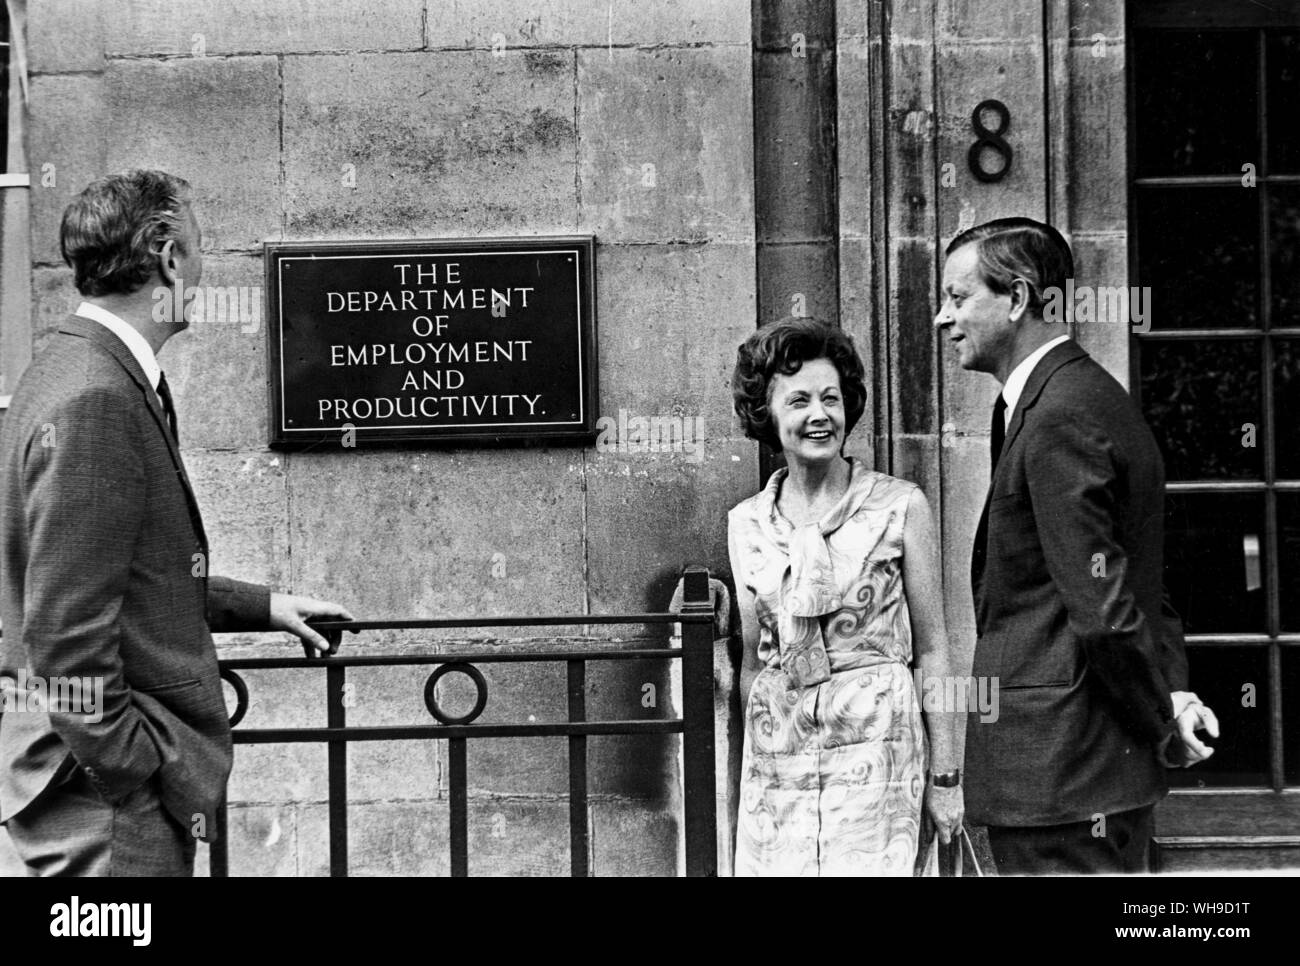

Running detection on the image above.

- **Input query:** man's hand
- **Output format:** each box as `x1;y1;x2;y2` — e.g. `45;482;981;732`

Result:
925;784;965;846
269;592;355;655
1162;690;1220;767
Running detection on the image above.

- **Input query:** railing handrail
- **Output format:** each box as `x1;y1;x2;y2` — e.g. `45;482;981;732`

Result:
299;612;712;631
221;647;688;670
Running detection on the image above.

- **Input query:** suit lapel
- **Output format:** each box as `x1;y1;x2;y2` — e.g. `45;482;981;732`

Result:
970;339;1088;608
58;315;208;549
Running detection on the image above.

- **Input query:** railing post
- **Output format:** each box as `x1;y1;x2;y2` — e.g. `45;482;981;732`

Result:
326;662;348;877
680;566;717;876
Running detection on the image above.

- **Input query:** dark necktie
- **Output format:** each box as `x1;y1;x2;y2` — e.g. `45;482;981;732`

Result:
990;393;1007;475
156;371;180;445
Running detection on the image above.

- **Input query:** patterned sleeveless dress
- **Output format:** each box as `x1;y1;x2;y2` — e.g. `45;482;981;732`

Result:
729;459;927;876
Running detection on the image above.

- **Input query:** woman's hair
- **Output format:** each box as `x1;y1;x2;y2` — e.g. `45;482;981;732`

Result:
731;318;867;451
61;169;193;297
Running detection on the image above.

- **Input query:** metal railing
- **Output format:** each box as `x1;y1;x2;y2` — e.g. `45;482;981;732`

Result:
211;566;718;877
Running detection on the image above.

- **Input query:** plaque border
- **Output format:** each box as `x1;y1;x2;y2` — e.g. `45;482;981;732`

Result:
264;235;598;450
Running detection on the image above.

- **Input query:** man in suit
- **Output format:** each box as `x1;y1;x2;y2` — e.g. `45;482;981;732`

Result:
934;217;1219;874
0;170;354;875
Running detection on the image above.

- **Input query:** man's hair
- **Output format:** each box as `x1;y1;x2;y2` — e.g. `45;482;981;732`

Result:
732;318;868;451
60;170;193;297
945;217;1074;317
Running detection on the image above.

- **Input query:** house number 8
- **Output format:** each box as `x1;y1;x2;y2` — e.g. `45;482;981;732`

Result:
968;99;1012;183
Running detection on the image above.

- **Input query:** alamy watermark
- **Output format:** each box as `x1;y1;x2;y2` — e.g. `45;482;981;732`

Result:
152;280;262;333
1042;280;1152;333
595;408;706;464
0;671;104;723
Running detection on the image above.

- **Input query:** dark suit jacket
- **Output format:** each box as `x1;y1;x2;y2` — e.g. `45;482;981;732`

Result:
965;339;1188;827
0;314;269;842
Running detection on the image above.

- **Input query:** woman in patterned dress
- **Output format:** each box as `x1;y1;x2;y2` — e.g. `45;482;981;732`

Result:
728;319;964;875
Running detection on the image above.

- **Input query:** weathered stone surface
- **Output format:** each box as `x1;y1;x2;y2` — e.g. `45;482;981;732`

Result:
105;0;423;56
228;743;328;804
596;242;755;433
206;804;298;877
427;0;750;48
1067;44;1128;233
286;448;586;625
186;450;291;591
465;799;570;876
938;0;1043;40
1069;0;1124;40
31;268;78;343
104;58;281;252
283;51;576;239
1070;233;1132;384
585;437;756;614
329;800;451;876
935;43;1048;238
27;75;108;267
163;255;267;451
27;0;105;74
578;47;754;244
757;242;840;328
592;799;678;875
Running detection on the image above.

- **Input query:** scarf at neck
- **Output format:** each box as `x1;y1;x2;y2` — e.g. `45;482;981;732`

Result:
757;458;882;688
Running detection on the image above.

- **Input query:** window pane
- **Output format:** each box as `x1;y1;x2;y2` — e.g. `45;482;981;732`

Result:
1140;339;1262;480
1134;31;1258;178
1136;187;1258;329
1170;646;1271;788
1276;339;1300;480
1165;493;1267;634
1278;495;1300;630
1272;187;1300;328
1268;33;1300;174
1285;647;1300;784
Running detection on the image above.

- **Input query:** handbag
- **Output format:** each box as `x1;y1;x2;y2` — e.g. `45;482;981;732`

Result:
920;827;985;877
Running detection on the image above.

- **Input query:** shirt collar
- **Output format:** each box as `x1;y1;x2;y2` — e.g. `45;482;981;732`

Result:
1000;334;1070;428
74;301;163;392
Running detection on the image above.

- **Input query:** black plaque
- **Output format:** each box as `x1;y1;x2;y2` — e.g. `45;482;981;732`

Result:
265;237;596;448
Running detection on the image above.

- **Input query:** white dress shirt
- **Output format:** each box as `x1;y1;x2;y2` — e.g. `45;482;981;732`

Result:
999;334;1070;429
75;301;165;407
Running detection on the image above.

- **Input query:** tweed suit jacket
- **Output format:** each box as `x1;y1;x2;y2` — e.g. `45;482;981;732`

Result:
964;339;1188;827
0;314;269;841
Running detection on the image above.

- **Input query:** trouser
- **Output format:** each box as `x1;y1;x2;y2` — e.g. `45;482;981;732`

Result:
986;804;1154;875
3;761;195;877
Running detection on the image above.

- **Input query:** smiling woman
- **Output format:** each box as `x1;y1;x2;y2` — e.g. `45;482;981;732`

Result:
726;319;964;876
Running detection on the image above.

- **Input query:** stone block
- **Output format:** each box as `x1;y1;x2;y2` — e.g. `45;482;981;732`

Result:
426;0;750;48
596;241;755;434
316;800;450;876
186;450;291;591
578;47;753;244
285;448;586;625
105;0;423;56
162;255;268;450
211;804;299;877
753;49;840;242
283;51;576;239
592;799;678;875
104;57;281;252
27;0;105;73
27;75;108;266
938;0;1043;40
348;739;441;802
891;237;938;435
1070;233;1132;384
1069;0;1124;40
465;799;570;876
585;436;756;614
228;742;328;805
1067;44;1128;233
757;241;840;328
935;43;1048;239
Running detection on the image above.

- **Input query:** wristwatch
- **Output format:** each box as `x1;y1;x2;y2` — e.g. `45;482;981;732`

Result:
931;770;961;787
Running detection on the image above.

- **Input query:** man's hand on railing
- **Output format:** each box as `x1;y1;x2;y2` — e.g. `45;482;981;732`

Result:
268;592;356;655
